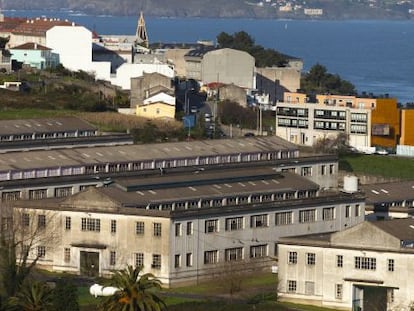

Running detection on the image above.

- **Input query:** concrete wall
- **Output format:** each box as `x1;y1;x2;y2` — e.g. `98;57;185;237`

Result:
164;48;191;77
256;67;301;103
111;63;174;90
219;84;247;107
202;48;255;89
46;25;93;72
130;72;173;108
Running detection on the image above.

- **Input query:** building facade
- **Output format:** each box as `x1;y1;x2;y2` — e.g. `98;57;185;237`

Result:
201;48;255;89
276;92;400;149
130;72;174;108
256;67;301;103
275;101;372;148
278;219;414;310
10;42;59;69
136;92;176;119
11;165;364;287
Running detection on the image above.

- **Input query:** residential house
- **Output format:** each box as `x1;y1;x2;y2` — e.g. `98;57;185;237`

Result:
130;72;174;108
136;92;176;119
8;17;73;48
184;46;215;81
10;42;59;69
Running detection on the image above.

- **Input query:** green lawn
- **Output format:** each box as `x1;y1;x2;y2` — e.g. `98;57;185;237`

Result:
339;153;414;179
77;272;336;311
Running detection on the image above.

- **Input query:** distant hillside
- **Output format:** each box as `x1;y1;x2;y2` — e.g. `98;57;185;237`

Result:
2;0;413;19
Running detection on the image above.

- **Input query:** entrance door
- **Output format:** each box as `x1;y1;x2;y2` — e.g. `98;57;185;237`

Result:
80;251;99;277
353;285;387;311
364;286;387;311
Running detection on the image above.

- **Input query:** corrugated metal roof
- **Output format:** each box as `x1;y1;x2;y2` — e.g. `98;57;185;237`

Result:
0;117;96;136
0;136;296;171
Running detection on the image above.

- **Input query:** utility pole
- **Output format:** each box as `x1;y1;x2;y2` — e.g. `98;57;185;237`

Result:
259;101;263;136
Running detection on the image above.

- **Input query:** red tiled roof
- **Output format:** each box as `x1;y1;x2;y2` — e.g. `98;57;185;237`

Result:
11;18;74;36
0;17;27;33
206;82;225;89
10;42;51;50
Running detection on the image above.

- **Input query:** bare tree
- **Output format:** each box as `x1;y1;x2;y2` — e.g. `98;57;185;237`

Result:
0;202;60;302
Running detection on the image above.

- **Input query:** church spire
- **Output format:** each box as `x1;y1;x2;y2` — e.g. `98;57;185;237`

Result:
135;11;149;48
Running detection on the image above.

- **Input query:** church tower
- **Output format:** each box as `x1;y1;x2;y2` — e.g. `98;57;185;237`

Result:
135;11;149;48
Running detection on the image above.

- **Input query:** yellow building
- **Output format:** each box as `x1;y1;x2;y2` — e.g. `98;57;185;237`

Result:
370;98;400;148
400;109;414;146
136;92;176;119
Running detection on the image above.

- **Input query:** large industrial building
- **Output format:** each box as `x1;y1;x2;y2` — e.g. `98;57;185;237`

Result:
0;133;366;286
10;163;364;287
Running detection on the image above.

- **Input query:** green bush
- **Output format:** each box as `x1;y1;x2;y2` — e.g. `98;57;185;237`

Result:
51;279;79;311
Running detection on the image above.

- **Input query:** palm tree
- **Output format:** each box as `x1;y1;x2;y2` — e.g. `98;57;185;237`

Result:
8;280;53;311
98;265;166;311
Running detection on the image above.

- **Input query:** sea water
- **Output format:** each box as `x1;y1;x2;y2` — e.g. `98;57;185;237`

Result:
5;10;414;103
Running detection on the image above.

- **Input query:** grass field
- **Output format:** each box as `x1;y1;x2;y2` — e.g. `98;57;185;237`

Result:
339;153;414;179
77;272;336;311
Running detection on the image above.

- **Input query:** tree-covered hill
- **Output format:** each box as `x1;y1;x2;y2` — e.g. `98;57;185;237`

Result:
1;0;412;19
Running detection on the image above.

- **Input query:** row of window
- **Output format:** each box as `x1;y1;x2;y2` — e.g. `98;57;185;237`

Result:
287;280;344;299
204;245;268;264
202;208;338;234
57;204;358;237
315;109;347;120
21;204;359;238
145;188;319;211
63;248;161;269
2;150;297;182
65;217;164;236
287;280;394;303
288;252;395;272
0;131;95;142
278;118;309;128
350;124;367;134
61;246;267;270
314;121;346;131
277;107;309;117
2;186;74;201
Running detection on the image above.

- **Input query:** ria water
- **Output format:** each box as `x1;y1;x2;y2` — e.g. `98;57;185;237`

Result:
6;9;414;104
